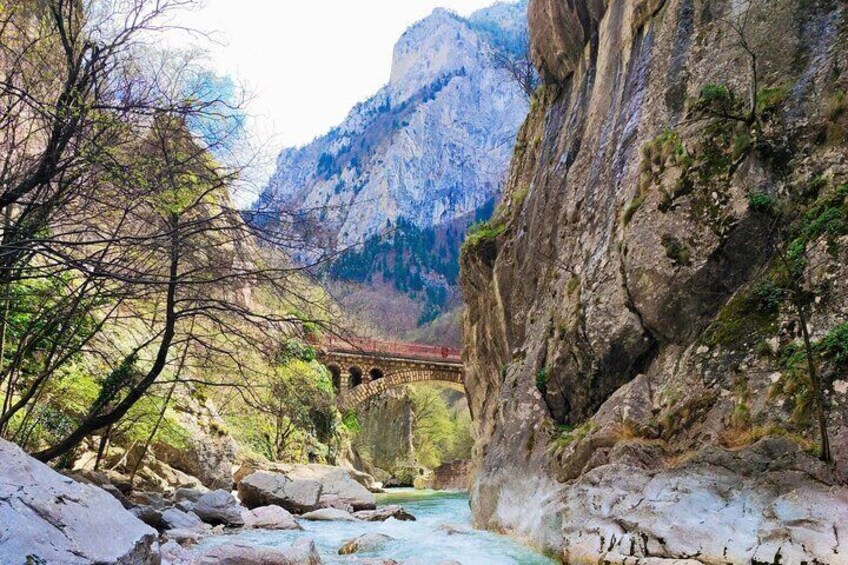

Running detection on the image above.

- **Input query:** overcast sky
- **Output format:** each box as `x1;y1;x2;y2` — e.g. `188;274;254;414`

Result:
180;1;498;148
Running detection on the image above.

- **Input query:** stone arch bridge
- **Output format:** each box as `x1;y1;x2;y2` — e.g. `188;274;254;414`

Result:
311;336;464;411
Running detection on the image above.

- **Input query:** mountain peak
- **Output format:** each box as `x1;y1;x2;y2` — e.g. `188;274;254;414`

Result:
388;8;476;100
261;0;530;251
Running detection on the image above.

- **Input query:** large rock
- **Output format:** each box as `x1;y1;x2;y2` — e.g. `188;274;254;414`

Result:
133;491;170;510
193;489;245;527
237;471;322;513
160;540;193;565
351;391;416;479
154;397;238;490
194;538;322;565
286;464;376;510
170;487;207;513
237;465;376;513
383;462;427;488
241;505;301;530
65;469;134;508
131;505;165;529
163;528;207;547
343;465;377;491
300;508;358;521
460;0;848;562
138;458;208;493
161;507;209;531
338;533;394;555
353;505;416;522
172;487;206;504
0;439;159;564
558;443;848;564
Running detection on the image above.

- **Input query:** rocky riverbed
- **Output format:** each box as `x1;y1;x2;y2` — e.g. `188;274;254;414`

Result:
191;489;554;565
0;438;547;564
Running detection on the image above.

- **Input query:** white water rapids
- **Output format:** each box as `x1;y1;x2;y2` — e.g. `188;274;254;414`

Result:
195;489;556;564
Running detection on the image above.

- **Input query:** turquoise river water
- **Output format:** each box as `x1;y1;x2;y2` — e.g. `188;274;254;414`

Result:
196;489;555;564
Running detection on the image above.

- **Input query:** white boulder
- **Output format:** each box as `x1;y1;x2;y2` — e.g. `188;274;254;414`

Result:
0;439;159;564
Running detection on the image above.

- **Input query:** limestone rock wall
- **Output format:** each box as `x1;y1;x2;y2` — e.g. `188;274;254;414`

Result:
460;0;848;562
153;395;238;490
351;390;416;478
430;459;473;491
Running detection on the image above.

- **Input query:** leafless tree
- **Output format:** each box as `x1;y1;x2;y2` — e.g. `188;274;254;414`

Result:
713;0;767;126
0;0;338;463
486;31;539;100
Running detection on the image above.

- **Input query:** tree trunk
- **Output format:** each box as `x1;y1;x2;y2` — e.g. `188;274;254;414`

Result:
795;299;832;462
94;425;112;471
33;217;181;462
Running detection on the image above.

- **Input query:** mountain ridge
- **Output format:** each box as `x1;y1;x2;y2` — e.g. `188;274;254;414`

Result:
257;1;528;247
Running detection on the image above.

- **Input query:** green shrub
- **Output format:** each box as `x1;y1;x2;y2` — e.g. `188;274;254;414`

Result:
785;238;808;276
342;411;361;434
801;205;846;240
551;421;596;452
661;235;692;267
770;324;848;426
700;83;732;105
752;279;783;312
756;86;788;114
623;195;647;225
512;185;530;209
535;368;550;394
771;346;817;424
825;90;847;146
279;339;316;362
748;191;777;214
462;219;507;252
819;323;848;367
779;182;848;275
638;129;694;207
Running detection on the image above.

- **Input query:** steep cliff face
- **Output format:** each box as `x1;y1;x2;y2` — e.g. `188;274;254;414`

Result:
461;0;848;562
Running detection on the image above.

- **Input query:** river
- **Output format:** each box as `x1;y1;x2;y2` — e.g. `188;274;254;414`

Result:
195;489;555;564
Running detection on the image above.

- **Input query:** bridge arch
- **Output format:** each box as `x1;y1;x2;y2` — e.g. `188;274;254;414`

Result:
336;367;464;411
348;366;363;388
313;337;464;412
327;364;342;394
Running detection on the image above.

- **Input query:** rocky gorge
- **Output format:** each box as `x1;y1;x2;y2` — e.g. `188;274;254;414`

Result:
460;0;848;563
0;435;525;564
3;0;848;563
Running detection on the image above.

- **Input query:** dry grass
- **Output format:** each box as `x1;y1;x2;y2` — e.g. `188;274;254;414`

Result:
719;424;817;452
825;90;847;146
665;449;699;468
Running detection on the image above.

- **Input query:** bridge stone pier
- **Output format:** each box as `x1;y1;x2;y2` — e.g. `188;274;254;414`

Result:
312;337;464;412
